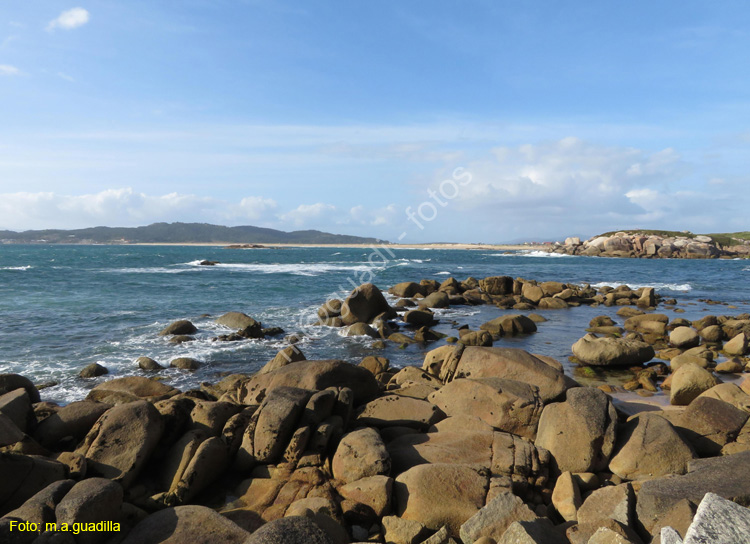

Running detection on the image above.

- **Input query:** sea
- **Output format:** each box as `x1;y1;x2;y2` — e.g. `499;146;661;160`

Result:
1;244;749;405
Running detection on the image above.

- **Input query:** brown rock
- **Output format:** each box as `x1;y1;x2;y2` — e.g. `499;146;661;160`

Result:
0;374;40;403
608;413;695;480
86;376;179;403
676;396;748;456
338;475;393;517
551;471;581;522
458;491;538;543
669;327;700;349
34;401;111;448
535;387;617;473
340;283;391;325
724;332;749;356
577;483;634;527
571;334;654;367
381;515;429;544
76;400;163;488
159;319;197;336
239;360;379;406
356;396;445;430
669;363;718;406
394;463;488;537
55;478;123;544
332;428;390;484
480;315;537;336
122;505;250;544
427;378;542;439
0;453;67;513
260;346;306;374
454;347;568;403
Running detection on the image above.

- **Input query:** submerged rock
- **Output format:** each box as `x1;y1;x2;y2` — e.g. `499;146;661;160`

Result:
159;319;197;336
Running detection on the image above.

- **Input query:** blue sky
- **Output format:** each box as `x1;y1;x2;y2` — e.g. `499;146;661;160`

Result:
1;1;749;242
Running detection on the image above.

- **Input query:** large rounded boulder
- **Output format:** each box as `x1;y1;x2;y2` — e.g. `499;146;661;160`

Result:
452;347;568;403
340;283;391;326
238;360;379;406
122;505;250;544
572;334;654;367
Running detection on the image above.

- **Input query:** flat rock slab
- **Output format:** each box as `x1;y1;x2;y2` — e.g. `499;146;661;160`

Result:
636;450;750;535
680;492;750;544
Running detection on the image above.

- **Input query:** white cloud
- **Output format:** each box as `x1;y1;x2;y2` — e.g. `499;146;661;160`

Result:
237;196;277;220
452;138;685;211
47;8;90;31
0;189;279;231
57;72;75;82
0;64;21;76
347;204;398;227
278;203;337;228
1;35;18;49
410;137;733;241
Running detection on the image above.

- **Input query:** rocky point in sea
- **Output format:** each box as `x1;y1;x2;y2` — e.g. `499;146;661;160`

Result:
1;276;750;544
548;231;750;259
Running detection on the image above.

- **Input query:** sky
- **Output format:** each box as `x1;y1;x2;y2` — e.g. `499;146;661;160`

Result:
1;1;749;242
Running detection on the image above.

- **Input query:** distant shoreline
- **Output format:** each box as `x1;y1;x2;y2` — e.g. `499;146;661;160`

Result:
130;242;546;251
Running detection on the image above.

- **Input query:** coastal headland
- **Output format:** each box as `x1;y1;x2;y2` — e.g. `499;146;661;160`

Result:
548;230;750;259
2;272;749;543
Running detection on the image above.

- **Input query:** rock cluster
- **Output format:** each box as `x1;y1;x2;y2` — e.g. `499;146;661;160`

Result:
3;281;750;543
550;231;750;259
312;278;663;349
570;309;750;402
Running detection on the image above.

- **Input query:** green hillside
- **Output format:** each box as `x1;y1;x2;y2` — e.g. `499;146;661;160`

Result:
0;222;386;245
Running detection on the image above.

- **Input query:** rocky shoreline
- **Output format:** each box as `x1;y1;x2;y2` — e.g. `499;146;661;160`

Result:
548;232;750;259
2;276;750;544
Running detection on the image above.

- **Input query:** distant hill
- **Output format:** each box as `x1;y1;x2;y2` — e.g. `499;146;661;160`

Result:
0;222;387;245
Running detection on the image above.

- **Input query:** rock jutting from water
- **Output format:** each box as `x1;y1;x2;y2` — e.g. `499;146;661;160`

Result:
2;278;750;543
549;231;750;259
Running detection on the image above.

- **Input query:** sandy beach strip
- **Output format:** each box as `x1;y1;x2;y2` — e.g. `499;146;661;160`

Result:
130;242;548;250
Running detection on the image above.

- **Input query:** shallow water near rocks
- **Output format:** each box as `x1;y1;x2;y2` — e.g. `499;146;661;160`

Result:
1;244;749;404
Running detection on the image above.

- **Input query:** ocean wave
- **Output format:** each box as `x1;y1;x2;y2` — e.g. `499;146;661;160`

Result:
388;258;432;267
0;265;33;271
108;261;387;277
589;281;692;292
485;251;572;258
106;267;188;274
435;271;452;275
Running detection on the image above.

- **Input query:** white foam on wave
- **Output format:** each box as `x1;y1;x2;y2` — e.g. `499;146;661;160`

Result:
397;258;430;263
435;271;452;275
431;307;481;319
485;250;572;258
107;267;187;274
589;281;692;292
0;265;33;271
108;261;386;277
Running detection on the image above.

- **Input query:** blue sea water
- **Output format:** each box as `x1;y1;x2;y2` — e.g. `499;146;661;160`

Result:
1;244;748;404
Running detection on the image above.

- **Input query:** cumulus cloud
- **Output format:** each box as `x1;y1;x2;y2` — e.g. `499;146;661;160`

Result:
0;64;21;76
0;189;279;231
237;196;278;220
412;137;734;241
278;203;337;228
47;7;90;31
